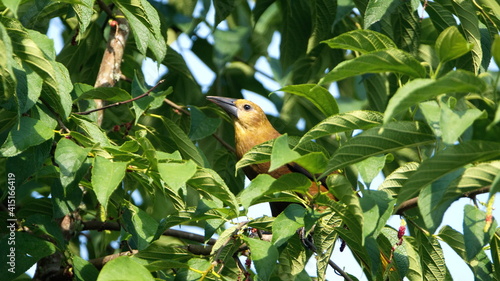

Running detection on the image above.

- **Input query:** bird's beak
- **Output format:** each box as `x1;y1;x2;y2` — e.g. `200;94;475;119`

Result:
207;96;238;118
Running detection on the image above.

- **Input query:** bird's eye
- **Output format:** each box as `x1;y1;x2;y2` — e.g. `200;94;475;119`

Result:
243;104;252;111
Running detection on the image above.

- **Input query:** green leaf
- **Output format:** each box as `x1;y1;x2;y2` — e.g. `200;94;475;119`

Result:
415;229;448;281
355;154;389;185
491;229;500;278
188;168;239;215
159;116;204;166
322;29;397;54
0;21;16;108
122;201;159;250
0;116;55;157
359;191;394;239
272;204;305;247
72;0;94;36
418;169;464;233
439;98;484;145
140;0;167;62
298;110;383;145
54;138;91;192
438;225;494;281
326;174;363;228
238;173;311;212
97;256;155;281
213;0;235;27
463;204;497;262
279;84;339;117
322;121;435;177
72;255;99;281
71;115;111;146
280;0;311;72
91;156;128;211
435;26;473;63
114;0;166;62
363;0;405;28
236;139;274;172
492;35;500;68
313;212;341;280
188;106;221;141
242;237;279;281
270;134;301;172
276;234;309;280
404;236;423;281
293;152;328;175
396;141;500;206
378;162;419;197
1;0;21;16
77;87;132;102
0;232;56;280
320;48;426;85
384;70;486;123
158;160;197;192
451;0;482;73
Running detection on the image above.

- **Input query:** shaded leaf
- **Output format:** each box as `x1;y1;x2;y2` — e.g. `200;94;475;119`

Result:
158;160;197;192
243;236;279;281
91;156;128;211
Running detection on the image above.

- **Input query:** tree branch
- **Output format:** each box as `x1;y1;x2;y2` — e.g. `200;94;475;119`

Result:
395;185;491;215
74;80;165;115
82;220;217;245
92;10;129;124
89;250;139;269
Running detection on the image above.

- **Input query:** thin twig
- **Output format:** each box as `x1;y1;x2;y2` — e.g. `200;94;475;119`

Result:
396;185;491;215
97;0;115;19
74;80;165;115
82;220;217;245
89;250;138;269
329;259;354;281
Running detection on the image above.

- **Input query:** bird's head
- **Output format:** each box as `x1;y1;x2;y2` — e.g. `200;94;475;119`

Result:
207;96;270;131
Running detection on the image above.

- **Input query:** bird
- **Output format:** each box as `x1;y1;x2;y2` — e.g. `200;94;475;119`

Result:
207;96;334;217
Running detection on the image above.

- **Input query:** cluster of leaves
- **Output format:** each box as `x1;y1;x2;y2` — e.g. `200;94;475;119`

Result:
0;0;500;281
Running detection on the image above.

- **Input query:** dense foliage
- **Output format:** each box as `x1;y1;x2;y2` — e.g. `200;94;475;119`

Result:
1;0;500;280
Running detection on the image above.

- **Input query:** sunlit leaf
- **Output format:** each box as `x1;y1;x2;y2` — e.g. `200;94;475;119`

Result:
242;236;279;281
322;29;396;53
97;256;155;281
322;121;435;177
397;141;500;206
0;116;55;157
435;26;473;63
279;84;339;117
272;204;305;247
320;48;426;85
298;110;383;145
384;70;486;124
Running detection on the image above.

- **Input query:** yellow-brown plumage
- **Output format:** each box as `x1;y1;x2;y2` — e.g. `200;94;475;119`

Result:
207;96;333;216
